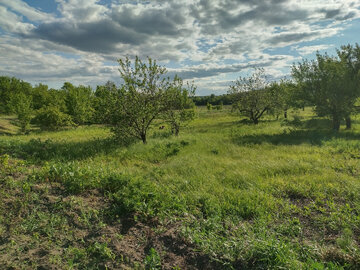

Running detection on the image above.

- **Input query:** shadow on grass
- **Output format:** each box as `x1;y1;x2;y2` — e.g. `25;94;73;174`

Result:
232;128;360;146
0;136;120;162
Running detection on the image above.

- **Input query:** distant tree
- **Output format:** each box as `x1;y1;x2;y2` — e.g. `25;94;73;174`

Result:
163;77;196;136
292;52;360;131
62;82;94;125
228;68;271;124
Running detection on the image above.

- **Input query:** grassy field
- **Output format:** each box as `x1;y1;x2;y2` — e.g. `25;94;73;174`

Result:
1;107;360;269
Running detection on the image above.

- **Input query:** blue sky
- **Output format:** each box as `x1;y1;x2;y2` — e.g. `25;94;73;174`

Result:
0;0;359;95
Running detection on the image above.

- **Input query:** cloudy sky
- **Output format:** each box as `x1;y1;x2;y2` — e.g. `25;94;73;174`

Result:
0;0;359;95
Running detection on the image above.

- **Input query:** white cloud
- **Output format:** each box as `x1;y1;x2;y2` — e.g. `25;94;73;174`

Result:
0;0;52;21
294;44;334;55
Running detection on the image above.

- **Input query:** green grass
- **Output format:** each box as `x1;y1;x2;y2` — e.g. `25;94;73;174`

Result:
1;108;360;269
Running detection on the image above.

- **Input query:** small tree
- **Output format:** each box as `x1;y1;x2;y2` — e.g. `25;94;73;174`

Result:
267;79;296;119
163;77;196;136
9;92;32;133
112;56;177;144
229;68;271;124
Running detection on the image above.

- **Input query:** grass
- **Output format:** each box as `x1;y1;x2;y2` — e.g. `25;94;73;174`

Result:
1;107;360;269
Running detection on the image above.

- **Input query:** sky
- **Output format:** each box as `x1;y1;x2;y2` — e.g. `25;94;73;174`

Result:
0;0;359;95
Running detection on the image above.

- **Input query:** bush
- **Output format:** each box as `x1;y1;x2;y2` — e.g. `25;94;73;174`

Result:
33;106;74;130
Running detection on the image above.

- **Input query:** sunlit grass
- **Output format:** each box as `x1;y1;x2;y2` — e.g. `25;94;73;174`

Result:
1;107;360;268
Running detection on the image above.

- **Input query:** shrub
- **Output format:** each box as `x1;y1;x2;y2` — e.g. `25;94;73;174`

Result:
33;106;74;130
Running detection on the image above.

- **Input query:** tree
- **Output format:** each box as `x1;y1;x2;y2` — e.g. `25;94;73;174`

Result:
267;79;296;119
0;76;32;114
163;77;196;136
292;52;359;131
111;56;176;144
93;81;119;124
62;82;94;125
336;44;360;129
31;83;51;110
228;68;271;124
9;92;32;133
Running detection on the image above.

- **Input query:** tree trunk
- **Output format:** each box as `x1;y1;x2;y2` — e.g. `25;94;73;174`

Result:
332;115;340;131
284;110;287;119
141;133;147;144
253;118;259;124
345;116;351;129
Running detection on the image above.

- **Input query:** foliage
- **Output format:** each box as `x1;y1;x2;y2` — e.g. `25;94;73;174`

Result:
9;92;33;133
144;248;161;270
32;106;74;130
267;79;296;119
229;68;271;124
163;77;196;136
0;76;32;114
93;81;118;124
292;49;360;131
192;94;232;106
62;82;94;125
31;83;51;110
111;56;193;144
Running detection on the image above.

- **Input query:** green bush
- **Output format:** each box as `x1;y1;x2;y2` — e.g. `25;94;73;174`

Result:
33;106;74;130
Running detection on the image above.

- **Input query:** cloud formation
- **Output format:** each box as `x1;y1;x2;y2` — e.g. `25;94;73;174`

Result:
0;0;359;94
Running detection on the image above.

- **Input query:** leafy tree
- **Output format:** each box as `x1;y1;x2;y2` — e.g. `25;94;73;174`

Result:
48;89;67;112
336;43;360;129
93;81;118;124
268;79;296;119
31;83;51;110
62;82;94;125
228;68;271;124
0;76;32;114
9;92;32;133
163;77;196;136
292;52;359;131
111;56;189;144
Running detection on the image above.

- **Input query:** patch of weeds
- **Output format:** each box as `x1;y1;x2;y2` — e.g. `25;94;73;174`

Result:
336;228;354;251
152;131;172;139
87;241;116;261
275;217;302;237
144;248;161;270
46;162;99;194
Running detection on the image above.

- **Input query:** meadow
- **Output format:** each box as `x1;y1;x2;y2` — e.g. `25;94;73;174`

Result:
1;107;360;269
